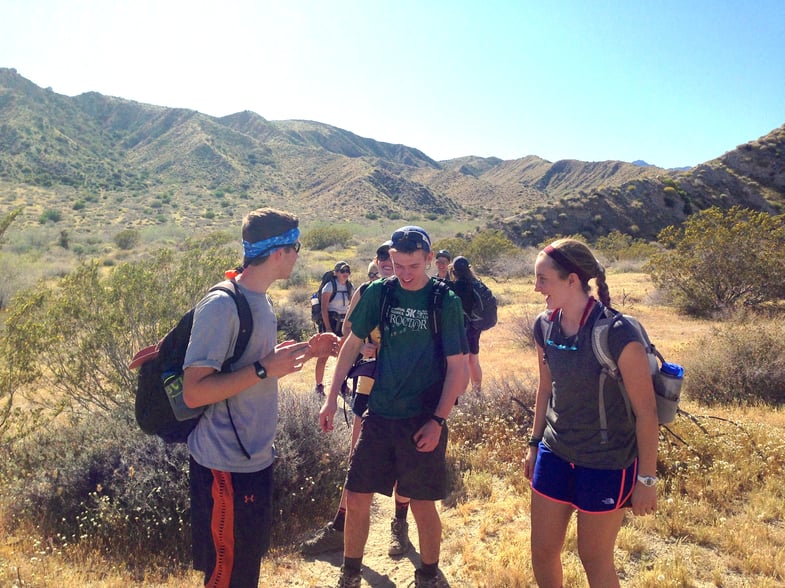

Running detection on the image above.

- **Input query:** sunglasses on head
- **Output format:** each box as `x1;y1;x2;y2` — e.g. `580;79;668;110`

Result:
390;229;429;251
376;251;390;261
339;268;351;274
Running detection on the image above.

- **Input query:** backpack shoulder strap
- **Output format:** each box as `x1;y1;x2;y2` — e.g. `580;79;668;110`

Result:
429;278;450;338
590;305;633;444
210;279;254;370
379;276;399;329
207;278;253;459
591;306;619;379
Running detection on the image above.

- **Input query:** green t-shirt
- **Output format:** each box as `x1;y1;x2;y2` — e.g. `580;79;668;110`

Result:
350;277;468;419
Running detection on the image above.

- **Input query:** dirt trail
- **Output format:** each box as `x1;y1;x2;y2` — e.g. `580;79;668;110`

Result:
260;497;467;588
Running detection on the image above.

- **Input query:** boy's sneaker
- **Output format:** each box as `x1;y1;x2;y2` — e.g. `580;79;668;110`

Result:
388;518;411;556
299;522;344;555
412;568;449;587
336;565;362;588
314;383;325;395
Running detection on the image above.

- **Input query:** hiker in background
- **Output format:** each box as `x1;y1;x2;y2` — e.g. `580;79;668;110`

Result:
523;238;658;588
301;240;414;558
182;208;338;588
320;226;468;588
433;249;451;281
449;255;484;394
314;261;354;395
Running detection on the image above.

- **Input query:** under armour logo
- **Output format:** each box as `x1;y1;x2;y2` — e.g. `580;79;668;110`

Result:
244;494;255;504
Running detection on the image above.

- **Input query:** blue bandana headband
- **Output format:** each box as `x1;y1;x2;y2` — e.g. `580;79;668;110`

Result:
243;227;300;259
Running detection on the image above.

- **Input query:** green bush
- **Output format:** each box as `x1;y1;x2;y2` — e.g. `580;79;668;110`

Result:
646;206;785;316
301;226;353;250
0;244;238;432
0;385;350;574
39;208;62;223
684;315;785;406
433;230;519;275
595;230;658;263
114;229;140;250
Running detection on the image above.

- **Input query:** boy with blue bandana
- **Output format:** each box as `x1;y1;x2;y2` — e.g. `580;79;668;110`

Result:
183;208;338;588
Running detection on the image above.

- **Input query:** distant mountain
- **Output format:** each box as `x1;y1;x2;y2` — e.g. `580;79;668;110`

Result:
1;67;783;245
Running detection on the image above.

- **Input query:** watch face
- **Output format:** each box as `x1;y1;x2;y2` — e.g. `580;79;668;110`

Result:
255;362;267;379
639;476;657;487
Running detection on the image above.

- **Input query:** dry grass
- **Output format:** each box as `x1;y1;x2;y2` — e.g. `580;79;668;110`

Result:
3;267;785;587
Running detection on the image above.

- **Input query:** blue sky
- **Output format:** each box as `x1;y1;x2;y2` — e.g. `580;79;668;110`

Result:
1;0;783;168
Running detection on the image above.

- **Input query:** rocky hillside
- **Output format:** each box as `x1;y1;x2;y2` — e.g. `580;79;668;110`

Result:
1;67;783;242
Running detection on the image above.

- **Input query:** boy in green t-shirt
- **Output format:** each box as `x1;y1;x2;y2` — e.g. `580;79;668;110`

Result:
320;225;469;588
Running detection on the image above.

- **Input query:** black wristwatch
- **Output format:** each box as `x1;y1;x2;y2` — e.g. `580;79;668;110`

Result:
430;415;446;427
253;361;267;380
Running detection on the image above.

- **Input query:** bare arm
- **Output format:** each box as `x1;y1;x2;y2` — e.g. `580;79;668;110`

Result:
618;340;659;515
183;340;309;408
319;332;364;432
524;342;552;479
412;353;469;452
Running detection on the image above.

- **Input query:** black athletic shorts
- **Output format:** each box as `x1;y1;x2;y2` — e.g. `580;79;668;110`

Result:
190;457;273;588
345;413;448;501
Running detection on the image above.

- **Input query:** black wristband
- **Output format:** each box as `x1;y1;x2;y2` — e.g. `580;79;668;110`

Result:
528;436;542;447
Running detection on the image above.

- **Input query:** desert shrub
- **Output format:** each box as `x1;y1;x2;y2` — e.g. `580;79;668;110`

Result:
273;384;351;540
0;384;351;573
684;315;785;406
507;308;538;349
0;415;192;574
487;248;537;279
38;208;62;223
646;206;785;316
448;375;536;477
1;244;238;431
301;226;352;250
433;230;519;275
113;228;140;250
594;230;658;264
275;300;313;342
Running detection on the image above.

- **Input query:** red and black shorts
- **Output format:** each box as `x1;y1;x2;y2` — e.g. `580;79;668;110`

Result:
190;457;273;588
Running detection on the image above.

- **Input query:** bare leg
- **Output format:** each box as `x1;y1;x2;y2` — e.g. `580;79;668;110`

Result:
315;356;327;389
468;352;482;391
409;499;441;565
530;492;573;588
344;490;373;558
576;509;625;587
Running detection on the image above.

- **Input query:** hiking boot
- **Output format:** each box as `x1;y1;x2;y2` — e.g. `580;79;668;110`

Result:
314;383;325;395
299;522;344;555
388;518;411;556
336;565;362;588
412;568;449;587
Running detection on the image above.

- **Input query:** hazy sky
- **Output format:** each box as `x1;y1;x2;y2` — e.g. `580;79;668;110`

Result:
2;0;783;168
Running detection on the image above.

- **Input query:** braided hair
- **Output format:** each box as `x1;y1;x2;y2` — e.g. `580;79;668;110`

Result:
542;238;610;307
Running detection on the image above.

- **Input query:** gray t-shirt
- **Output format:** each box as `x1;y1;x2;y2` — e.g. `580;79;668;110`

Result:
534;303;640;469
184;281;278;473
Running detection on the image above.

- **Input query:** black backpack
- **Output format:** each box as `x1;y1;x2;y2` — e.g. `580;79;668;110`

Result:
468;278;498;331
131;279;253;450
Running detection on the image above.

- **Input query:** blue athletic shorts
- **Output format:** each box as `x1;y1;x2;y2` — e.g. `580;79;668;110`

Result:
531;443;636;513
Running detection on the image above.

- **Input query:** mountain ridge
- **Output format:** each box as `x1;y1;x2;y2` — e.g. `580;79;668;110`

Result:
1;67;783;244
